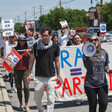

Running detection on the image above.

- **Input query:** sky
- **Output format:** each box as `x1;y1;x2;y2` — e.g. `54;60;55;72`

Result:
0;0;111;23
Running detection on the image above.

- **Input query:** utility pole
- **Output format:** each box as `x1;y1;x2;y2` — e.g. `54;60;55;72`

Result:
38;5;43;16
17;16;20;23
60;0;61;8
100;0;103;22
24;12;27;24
14;18;16;23
33;6;36;32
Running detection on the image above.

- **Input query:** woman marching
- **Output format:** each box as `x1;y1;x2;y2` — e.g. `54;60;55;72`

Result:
83;35;112;112
14;34;31;112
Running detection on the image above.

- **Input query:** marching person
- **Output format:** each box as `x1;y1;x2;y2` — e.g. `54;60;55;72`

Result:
0;29;17;93
83;35;112;112
27;26;61;112
51;34;58;44
58;27;71;46
14;34;31;112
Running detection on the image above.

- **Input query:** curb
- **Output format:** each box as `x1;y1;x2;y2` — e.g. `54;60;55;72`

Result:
0;60;13;112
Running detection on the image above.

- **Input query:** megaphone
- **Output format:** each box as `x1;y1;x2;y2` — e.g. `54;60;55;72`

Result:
82;42;96;57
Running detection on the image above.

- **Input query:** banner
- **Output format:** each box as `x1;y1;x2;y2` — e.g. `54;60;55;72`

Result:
42;43;112;101
2;49;22;73
2;19;14;37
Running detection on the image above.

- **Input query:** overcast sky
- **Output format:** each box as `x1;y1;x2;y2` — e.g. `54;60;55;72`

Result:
0;0;111;23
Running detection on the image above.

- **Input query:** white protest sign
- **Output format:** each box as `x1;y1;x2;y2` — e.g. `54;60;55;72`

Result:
2;19;14;37
26;37;35;48
60;20;68;29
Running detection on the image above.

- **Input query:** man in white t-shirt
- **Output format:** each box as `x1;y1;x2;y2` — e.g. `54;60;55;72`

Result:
58;28;71;46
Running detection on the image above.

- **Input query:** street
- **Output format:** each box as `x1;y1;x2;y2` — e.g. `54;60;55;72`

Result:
1;70;112;112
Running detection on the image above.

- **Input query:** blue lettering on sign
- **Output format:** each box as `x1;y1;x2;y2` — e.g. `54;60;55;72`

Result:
60;50;72;68
13;58;18;63
74;48;83;66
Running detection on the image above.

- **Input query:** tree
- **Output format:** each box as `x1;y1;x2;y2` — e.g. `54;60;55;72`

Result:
38;7;88;30
14;23;26;34
101;1;112;31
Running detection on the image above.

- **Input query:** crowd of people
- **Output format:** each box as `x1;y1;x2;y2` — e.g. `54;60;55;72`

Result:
0;26;112;112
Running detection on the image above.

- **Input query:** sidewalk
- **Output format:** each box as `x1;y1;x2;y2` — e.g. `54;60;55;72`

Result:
0;58;13;112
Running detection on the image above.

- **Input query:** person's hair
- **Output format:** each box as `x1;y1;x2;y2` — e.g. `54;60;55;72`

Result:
61;29;65;33
88;35;102;58
51;34;58;42
15;39;28;50
66;39;73;46
72;34;82;44
40;26;52;35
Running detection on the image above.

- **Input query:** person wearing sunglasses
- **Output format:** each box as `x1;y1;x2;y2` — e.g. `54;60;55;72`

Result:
83;35;112;112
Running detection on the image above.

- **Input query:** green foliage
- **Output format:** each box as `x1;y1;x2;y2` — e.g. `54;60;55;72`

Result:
14;23;26;34
38;7;89;30
101;2;112;31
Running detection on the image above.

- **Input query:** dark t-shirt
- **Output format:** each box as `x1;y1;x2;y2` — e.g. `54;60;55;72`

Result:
83;50;109;88
31;42;60;77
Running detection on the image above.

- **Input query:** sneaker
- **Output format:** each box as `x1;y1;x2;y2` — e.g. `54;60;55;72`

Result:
25;106;31;112
19;105;24;111
10;88;14;93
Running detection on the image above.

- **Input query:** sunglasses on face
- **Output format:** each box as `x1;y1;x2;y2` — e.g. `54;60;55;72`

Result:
89;38;98;42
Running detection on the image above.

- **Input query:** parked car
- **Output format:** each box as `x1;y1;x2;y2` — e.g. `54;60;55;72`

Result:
87;27;100;39
100;32;112;42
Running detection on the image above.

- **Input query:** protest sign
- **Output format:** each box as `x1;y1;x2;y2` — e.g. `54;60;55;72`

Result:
27;21;34;30
26;37;35;48
100;23;106;33
76;27;87;42
60;20;68;29
2;19;14;37
2;49;22;73
70;30;76;37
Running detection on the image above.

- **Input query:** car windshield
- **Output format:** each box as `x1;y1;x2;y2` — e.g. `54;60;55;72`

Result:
94;29;99;33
